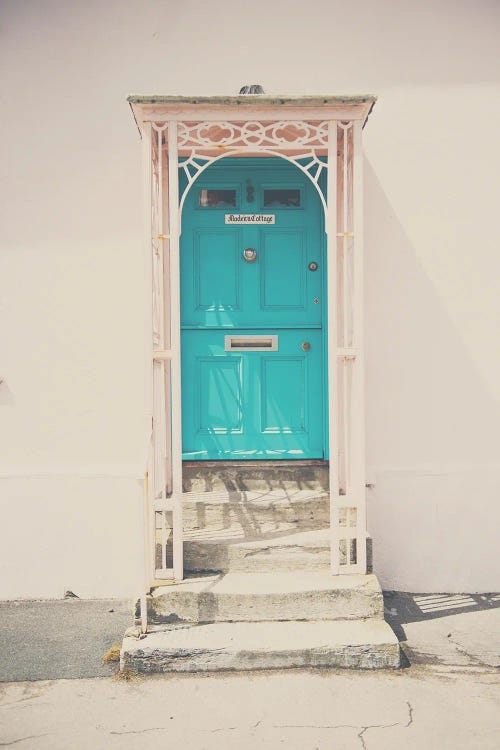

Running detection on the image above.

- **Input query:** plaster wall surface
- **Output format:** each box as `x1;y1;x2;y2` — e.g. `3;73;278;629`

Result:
0;476;143;600
1;0;499;596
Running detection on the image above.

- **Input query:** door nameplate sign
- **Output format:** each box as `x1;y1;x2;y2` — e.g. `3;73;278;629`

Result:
225;214;275;224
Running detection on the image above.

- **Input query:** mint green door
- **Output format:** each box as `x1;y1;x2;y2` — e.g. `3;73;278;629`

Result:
180;158;325;460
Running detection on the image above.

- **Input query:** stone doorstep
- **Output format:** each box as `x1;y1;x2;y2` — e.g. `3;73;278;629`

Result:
183;529;373;573
182;487;329;505
146;572;384;624
182;460;329;494
182;488;329;537
121;619;401;673
184;478;329;494
183;526;331;544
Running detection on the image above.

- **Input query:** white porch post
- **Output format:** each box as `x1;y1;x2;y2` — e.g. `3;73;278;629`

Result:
152;126;168;511
327;120;341;574
141;121;153;629
329;119;367;575
350;119;367;572
167;121;184;580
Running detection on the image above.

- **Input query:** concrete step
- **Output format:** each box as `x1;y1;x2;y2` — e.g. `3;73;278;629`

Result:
121;619;401;673
146;572;383;624
183;487;329;535
183;460;329;494
184;528;330;572
184;529;373;573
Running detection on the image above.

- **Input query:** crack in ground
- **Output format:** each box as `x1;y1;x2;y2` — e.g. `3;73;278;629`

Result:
0;703;52;712
0;736;50;747
273;724;360;730
357;723;399;750
357;701;414;749
202;714;265;734
0;690;46;709
108;703;415;743
273;701;415;748
447;636;487;667
110;728;166;735
208;727;238;733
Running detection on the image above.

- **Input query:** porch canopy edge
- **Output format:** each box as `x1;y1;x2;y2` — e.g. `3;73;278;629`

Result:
128;94;377;133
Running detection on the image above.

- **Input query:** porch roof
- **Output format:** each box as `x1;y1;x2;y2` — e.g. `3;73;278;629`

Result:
128;94;377;134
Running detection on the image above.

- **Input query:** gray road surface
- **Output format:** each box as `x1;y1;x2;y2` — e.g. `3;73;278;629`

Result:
0;598;133;681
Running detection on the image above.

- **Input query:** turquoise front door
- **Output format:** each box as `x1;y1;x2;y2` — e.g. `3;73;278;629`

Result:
180;158;325;460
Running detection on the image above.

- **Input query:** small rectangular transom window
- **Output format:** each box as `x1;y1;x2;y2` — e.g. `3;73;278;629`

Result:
199;189;237;207
263;189;301;208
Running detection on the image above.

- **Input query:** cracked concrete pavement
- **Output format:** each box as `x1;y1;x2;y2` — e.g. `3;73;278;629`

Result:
0;668;498;749
0;592;499;748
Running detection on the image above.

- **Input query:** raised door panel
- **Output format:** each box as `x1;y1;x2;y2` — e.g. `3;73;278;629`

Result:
197;358;243;433
255;330;323;457
260;229;306;311
182;228;242;326
182;331;249;458
260;357;306;433
194;229;241;311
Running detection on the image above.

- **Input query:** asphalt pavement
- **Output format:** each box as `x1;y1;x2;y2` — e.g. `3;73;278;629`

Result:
0;598;133;681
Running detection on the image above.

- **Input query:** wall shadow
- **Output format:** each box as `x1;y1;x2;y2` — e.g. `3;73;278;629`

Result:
364;157;500;469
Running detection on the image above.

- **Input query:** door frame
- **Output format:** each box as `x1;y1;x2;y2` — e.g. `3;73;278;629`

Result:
129;95;375;583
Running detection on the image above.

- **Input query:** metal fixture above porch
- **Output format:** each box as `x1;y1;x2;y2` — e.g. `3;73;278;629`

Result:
239;84;265;94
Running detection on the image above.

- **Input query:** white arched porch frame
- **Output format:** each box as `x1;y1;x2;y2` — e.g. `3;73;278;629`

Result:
135;105;369;611
178;148;329;221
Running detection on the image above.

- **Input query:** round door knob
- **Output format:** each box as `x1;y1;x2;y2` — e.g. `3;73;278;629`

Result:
308;261;318;271
301;342;311;351
243;248;257;263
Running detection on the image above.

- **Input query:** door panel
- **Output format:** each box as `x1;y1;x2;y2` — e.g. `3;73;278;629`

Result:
181;158;325;460
261;229;306;310
197;358;242;432
261;357;306;433
182;329;323;459
194;228;241;311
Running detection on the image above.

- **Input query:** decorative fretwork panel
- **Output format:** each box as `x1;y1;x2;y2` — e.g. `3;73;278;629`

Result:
175;120;330;221
178;120;329;149
338;505;358;567
154;510;174;573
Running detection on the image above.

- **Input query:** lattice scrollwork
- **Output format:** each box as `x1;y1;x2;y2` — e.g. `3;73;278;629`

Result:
150;120;345;220
178;120;329;149
174;119;332;219
178;149;328;222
